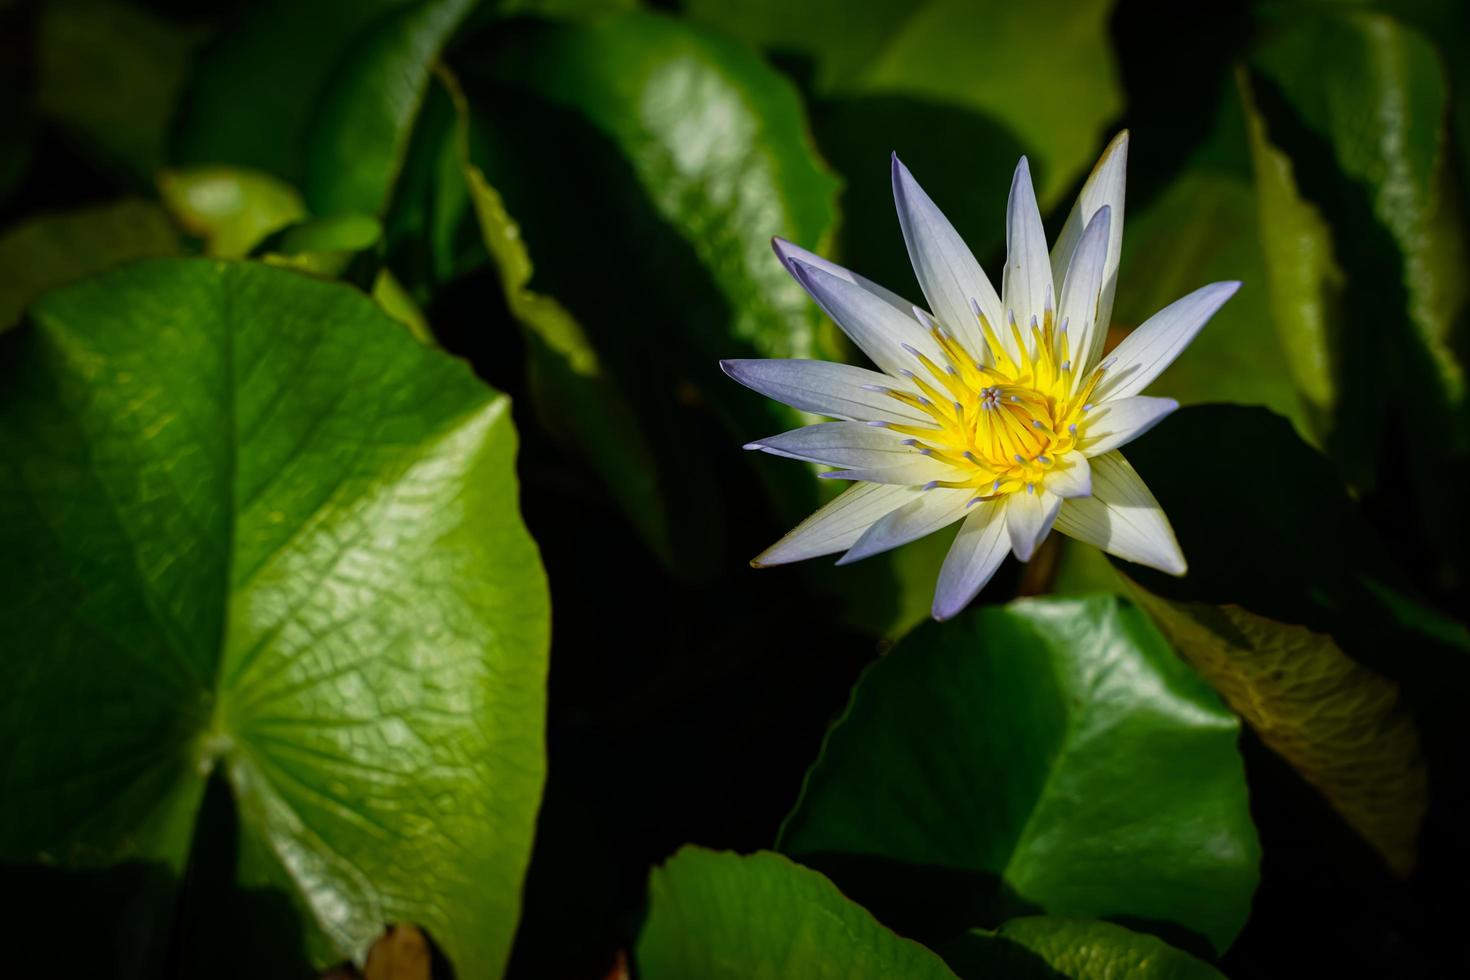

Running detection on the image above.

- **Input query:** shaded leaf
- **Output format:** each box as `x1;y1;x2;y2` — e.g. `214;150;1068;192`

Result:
779;596;1258;954
635;847;960;980
1244;9;1469;490
174;0;408;180
1111;135;1312;441
945;917;1225;980
0;259;549;978
303;0;479;216
454;11;840;543
1125;591;1426;875
685;0;1121;204
1122;405;1468;874
438;68;675;565
37;0;199;180
0;199;179;330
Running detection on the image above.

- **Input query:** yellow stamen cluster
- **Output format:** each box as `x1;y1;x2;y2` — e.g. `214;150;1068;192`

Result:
879;303;1106;498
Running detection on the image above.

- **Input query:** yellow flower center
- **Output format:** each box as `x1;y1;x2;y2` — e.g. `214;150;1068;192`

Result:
878;308;1107;497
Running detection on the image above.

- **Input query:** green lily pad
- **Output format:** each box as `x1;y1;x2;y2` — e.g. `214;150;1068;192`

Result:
635;847;960;980
945;917;1226;980
0;258;549;978
779;596;1258;954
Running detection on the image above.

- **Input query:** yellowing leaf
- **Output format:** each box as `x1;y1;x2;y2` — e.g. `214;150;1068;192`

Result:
157;166;305;258
1128;587;1427;875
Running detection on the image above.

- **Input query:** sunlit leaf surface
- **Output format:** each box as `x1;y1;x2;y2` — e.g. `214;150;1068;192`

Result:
636;847;962;980
0;259;549;978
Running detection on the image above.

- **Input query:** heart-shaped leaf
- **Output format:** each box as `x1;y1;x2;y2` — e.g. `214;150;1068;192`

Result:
636;847;961;980
0;258;549;978
779;596;1258;954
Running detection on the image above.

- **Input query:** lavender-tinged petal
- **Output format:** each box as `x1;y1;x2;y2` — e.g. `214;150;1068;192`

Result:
772;237;912;317
891;153;1002;361
1052;451;1186;575
1050;131;1128;367
1078;396;1178;455
1005;487;1062;561
1001;157;1053;344
820;456;956;485
836;488;975;565
1057;205;1111;383
787;259;944;376
720;358;933;425
752;482;923;567
1096;282;1240;401
745;420;916;468
932;503;1009;620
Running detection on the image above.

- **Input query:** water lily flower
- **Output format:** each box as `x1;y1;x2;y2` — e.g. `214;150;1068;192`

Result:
722;133;1239;620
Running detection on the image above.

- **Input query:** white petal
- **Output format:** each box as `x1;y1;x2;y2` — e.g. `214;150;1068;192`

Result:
720;358;933;425
753;482;922;567
837;487;974;565
786;258;941;377
891;153;1003;362
1050;131;1128;371
1001;157;1053;345
932;503;1010;620
1052;451;1186;575
746;420;915;466
1078;396;1178;456
772;237;913;318
1005;487;1062;561
1043;450;1092;498
819;458;954;485
1097;282;1240;400
1056;205;1111;387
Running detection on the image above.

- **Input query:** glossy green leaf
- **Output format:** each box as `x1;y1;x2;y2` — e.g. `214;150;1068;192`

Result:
158;166;306;258
1245;9;1469;485
635;847;960;980
455;11;839;536
173;0;407;180
945;917;1226;980
303;0;478;216
779;596;1258;954
38;0;199;180
0;199;179;331
1111;153;1313;444
0;259;549;978
466;11;839;364
685;0;1120;206
439;69;676;566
